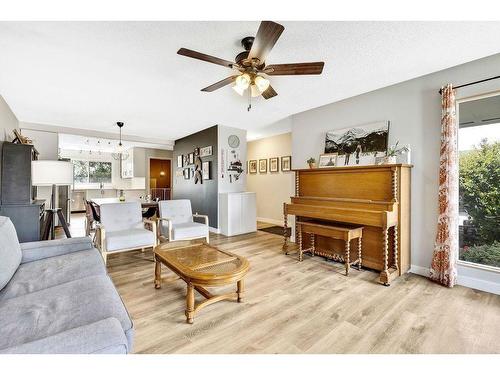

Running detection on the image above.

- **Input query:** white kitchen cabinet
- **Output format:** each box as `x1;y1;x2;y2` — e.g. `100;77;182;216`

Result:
219;192;256;236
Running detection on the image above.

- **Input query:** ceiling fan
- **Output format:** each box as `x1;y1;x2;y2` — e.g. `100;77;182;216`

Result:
177;21;325;111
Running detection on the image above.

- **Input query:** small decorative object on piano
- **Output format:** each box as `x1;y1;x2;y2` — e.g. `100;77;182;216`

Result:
318;153;338;168
306;157;316;169
377;141;409;165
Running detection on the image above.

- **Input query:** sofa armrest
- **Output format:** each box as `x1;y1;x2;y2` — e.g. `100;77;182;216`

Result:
20;236;94;264
0;317;129;354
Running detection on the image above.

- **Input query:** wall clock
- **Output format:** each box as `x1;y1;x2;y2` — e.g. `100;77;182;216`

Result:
228;134;240;148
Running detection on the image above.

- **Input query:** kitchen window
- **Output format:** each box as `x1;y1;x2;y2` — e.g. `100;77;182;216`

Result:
72;160;112;187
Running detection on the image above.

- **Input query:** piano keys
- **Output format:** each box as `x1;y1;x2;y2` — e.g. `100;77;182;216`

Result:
283;164;412;285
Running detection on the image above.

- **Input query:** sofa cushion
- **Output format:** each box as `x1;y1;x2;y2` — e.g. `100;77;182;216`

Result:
0;249;105;301
0;216;22;291
0;317;128;354
0;274;133;351
171;222;208;241
20;237;93;263
105;228;155;252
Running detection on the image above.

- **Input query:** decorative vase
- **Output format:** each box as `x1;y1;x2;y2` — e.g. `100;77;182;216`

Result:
308;163;316;169
119;190;125;202
382;156;397;164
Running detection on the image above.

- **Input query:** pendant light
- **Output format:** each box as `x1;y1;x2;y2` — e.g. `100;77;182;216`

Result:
111;122;130;161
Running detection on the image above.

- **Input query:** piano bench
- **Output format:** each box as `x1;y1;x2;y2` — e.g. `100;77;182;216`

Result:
296;220;363;276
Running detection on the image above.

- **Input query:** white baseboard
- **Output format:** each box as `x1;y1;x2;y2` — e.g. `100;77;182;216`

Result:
410;264;499;295
409;265;430;277
457;273;500;295
256;217;283;226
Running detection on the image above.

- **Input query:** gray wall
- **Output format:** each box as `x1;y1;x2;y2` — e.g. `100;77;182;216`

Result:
173;125;218;228
291;52;500;277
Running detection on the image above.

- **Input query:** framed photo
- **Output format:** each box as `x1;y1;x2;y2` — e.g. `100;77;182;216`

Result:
202;161;211;180
281;156;291;172
319;153;338;168
259;159;267;173
269;157;279;172
183;168;190;179
194;147;200;156
188;152;194;165
249;160;257;174
200;145;213;157
177;155;183;168
183;154;188;166
325;121;389;155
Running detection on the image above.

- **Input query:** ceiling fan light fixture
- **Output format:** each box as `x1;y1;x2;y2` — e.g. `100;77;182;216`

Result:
254;75;270;93
232;83;246;96
250;84;261;98
235;73;251;90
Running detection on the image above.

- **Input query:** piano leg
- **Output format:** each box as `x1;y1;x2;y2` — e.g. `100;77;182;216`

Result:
283;209;289;254
358;237;362;270
310;234;315;257
380;226;390;286
298;223;303;262
345;240;350;276
393;225;399;271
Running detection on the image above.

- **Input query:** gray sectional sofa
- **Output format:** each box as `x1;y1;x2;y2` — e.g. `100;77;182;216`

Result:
0;216;133;354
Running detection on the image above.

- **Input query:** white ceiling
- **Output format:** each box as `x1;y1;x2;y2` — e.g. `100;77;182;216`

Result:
1;21;500;141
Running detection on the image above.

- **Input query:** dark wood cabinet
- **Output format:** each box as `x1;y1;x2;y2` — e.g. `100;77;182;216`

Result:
0;141;44;242
0;200;45;242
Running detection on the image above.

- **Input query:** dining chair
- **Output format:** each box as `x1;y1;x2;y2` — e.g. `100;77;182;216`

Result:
95;201;157;265
157;199;209;243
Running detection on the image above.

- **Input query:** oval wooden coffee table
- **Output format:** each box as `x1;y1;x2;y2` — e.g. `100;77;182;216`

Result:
154;240;250;324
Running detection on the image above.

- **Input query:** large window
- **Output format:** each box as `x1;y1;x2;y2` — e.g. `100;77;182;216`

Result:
458;95;500;269
72;160;112;185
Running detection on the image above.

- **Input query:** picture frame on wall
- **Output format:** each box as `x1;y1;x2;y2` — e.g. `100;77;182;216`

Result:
319;153;338;168
177;155;183;168
249;160;257;174
183;168;190;180
183;154;188;166
259;159;267;173
188;152;194;165
202;161;211;180
269;157;279;172
194;147;200;157
281;156;291;172
200;145;213;157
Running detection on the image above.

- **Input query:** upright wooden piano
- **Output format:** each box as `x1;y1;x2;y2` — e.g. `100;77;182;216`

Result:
283;164;412;285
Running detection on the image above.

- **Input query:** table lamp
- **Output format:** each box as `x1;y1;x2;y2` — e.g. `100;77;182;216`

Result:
31;160;74;239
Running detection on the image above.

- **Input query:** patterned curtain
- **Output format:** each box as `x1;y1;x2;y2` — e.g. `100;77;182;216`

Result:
429;84;458;287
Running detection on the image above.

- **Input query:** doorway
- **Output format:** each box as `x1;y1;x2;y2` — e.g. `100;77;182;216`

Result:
149;158;171;200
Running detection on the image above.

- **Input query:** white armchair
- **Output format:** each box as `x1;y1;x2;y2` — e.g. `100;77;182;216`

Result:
157;199;209;243
95;201;157;265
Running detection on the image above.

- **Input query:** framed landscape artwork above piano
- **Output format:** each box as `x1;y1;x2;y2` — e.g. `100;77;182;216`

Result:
325;121;389;166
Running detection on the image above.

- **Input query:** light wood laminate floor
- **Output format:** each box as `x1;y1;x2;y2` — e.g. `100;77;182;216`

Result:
66;214;500;354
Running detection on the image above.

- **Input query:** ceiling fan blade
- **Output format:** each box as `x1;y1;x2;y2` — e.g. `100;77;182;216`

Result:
248;21;285;64
264;62;324;75
201;76;237;92
261;85;278;100
177;48;234;68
